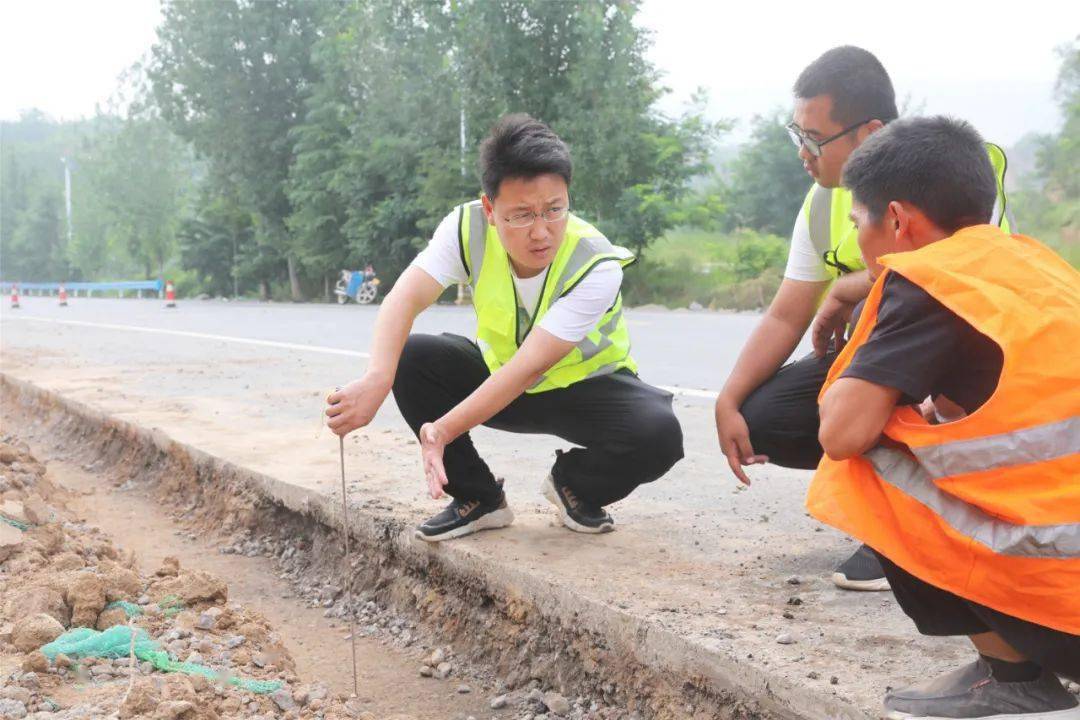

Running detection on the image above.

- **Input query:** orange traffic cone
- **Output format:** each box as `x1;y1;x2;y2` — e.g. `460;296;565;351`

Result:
165;280;177;308
10;285;20;310
59;283;68;307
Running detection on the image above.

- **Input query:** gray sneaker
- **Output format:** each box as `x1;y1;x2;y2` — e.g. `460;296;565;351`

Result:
884;658;1080;719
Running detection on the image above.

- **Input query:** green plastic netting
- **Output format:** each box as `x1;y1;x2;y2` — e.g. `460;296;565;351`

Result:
40;626;281;695
159;595;185;618
104;601;143;618
1;514;28;531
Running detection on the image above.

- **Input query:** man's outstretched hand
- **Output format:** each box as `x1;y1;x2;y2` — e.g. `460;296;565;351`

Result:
419;422;449;499
325;373;391;437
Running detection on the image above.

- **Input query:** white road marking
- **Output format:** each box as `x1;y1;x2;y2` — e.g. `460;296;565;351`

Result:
3;315;370;359
3;315;719;399
658;385;718;399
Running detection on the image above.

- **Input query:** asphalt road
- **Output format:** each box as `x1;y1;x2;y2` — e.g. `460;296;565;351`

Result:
3;295;811;394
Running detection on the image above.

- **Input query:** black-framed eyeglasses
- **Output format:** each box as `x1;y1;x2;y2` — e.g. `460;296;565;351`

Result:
786;119;870;158
503;204;569;228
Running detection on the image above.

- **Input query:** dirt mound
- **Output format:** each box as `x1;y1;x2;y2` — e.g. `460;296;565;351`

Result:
0;438;389;720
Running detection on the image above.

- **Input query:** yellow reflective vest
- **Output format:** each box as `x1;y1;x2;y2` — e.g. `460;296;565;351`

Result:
457;200;637;393
802;142;1015;279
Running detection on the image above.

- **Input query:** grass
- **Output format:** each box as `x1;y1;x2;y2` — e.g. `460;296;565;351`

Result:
625;227;787;310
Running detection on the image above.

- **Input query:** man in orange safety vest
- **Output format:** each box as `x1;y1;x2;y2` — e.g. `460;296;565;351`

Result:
810;116;1079;718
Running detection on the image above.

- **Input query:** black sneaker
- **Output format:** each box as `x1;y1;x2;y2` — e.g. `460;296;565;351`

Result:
414;494;514;543
832;544;891;591
541;474;614;534
884;657;1080;719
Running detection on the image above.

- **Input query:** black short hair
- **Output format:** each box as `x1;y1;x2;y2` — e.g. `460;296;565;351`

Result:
794;46;899;126
478;113;572;199
842;116;997;234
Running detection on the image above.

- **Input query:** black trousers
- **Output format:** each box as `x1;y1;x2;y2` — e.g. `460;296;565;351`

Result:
740;350;838;470
873;550;1080;680
392;333;684;508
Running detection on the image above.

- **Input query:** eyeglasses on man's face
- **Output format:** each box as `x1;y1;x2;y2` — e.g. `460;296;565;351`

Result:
786;119;870;158
503;204;569;229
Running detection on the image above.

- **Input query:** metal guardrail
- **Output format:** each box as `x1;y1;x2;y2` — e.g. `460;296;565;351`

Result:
1;280;163;297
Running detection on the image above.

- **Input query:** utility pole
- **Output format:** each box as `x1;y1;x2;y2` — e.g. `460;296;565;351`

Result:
232;231;239;300
460;102;467;179
61;156;74;245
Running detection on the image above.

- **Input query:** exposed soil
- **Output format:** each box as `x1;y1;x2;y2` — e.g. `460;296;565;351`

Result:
0;435;361;720
0;433;632;720
1;381;670;720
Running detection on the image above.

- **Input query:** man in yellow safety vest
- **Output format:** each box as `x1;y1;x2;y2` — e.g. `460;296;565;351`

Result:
327;114;683;542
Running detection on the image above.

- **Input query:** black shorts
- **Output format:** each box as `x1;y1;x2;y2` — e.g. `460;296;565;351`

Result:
872;550;1080;680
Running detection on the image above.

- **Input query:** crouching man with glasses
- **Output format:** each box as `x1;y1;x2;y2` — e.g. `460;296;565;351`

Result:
715;46;1013;593
326;113;684;542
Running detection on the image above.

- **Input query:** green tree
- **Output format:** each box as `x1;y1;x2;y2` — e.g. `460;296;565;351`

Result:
1;111;71;281
285;24;354;294
8;184;67;281
178;176;256;297
1038;39;1079;202
285;0;720;287
0;151;33;278
725;110;808;236
289;0;471;283
452;0;721;252
79;116;192;278
149;0;325;300
1013;38;1079;264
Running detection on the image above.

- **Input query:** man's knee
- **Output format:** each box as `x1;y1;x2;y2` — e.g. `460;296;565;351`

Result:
629;405;684;479
394;333;439;389
739;383;773;438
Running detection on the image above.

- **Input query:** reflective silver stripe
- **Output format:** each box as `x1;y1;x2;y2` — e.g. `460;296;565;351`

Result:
865;446;1080;559
551;236;612;299
577;335;611;361
910;416;1080;478
468;203;487;288
598;306;622;334
574;307;623;360
990;196;1004;227
580;362;621;382
807;185;832;256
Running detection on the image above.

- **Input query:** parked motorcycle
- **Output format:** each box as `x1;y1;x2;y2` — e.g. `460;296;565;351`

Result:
334;267;380;305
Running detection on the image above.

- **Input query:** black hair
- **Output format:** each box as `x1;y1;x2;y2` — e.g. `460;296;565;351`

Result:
842;116;997;234
794;46;899;126
478;113;572;199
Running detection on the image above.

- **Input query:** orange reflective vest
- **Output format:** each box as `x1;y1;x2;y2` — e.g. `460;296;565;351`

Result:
807;225;1080;633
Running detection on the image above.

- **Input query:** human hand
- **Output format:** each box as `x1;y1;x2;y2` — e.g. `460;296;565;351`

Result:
811;294;854;358
325;373;391;436
419;422;449;499
714;396;769;485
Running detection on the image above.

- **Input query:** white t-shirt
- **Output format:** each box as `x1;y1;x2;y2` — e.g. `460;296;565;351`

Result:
783;202;832;282
412;210;623;343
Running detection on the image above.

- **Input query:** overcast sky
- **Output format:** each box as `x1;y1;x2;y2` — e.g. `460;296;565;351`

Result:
2;0;1077;146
